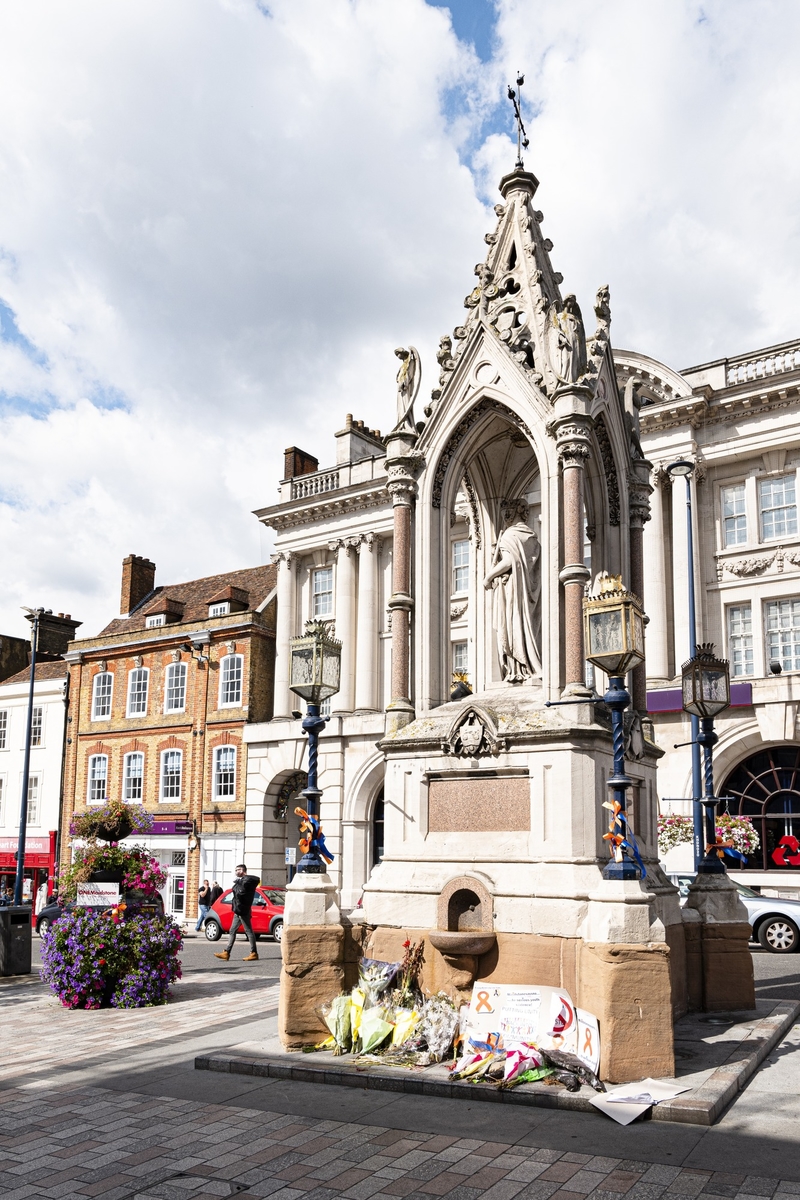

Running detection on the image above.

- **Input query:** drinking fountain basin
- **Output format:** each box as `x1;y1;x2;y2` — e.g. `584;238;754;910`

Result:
428;931;496;957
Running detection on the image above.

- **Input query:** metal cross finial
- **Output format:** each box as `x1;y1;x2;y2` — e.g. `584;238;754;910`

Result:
507;73;530;169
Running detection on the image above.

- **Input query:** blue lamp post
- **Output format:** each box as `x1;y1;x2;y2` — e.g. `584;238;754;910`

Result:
666;459;704;870
289;620;342;874
584;575;646;880
681;643;732;874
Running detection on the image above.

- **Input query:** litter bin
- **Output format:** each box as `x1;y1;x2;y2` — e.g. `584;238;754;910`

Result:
0;906;32;976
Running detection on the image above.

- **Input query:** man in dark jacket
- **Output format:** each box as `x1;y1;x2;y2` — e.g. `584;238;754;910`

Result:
214;865;260;961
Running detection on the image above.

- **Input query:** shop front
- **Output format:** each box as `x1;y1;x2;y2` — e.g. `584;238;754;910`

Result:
119;819;193;921
0;832;57;906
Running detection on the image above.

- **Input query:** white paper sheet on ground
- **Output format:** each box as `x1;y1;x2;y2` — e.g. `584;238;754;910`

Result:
591;1078;692;1125
606;1078;691;1104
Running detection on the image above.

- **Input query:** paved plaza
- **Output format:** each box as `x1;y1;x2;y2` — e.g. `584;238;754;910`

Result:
2;940;800;1200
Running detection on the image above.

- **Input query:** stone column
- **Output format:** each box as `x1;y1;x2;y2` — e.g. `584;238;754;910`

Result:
629;459;653;713
384;431;422;734
557;428;592;695
272;551;296;719
355;534;380;711
643;466;670;683
332;539;357;713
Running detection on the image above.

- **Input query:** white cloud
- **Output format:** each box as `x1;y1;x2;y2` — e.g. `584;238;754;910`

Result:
0;0;799;637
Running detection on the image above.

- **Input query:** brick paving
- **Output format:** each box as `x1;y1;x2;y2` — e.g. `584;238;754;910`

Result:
1;1085;799;1200
0;975;280;1083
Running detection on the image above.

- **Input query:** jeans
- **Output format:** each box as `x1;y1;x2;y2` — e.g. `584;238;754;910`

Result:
226;912;256;954
195;903;210;932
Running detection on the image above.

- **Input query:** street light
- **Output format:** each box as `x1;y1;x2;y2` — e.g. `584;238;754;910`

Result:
681;643;731;874
584;574;646;880
666;458;704;870
15;607;46;906
289;620;342;874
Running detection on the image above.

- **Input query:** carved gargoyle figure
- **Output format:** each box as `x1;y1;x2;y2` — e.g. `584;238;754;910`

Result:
594;284;611;328
436;335;455;385
625;386;645;462
547;294;587;386
393;346;421;435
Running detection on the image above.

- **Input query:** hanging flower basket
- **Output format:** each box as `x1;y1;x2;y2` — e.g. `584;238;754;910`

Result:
658;813;760;859
70;799;153;845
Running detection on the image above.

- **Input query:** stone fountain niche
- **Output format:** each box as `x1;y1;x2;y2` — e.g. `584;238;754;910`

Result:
428;876;497;995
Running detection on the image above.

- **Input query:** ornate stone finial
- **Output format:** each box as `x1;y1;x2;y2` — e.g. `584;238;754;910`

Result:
392;346;421;435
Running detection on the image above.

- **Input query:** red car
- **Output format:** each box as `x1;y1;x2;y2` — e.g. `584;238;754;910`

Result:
203;885;285;944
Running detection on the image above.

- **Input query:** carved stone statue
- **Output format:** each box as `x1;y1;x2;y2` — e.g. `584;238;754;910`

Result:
393;346;421;435
483;508;541;682
548;294;587;385
624;384;645;461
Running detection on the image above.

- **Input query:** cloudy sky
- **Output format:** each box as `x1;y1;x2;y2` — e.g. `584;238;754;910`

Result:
1;0;798;638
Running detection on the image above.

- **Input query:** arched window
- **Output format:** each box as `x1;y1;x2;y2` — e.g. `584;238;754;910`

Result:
214;746;236;799
123;752;144;802
721;745;800;870
371;789;385;867
92;672;113;720
219;654;243;707
165;662;187;713
87;754;108;805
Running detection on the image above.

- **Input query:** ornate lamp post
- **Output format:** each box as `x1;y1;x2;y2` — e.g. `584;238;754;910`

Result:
681;643;732;874
289;620;342;874
583;575;646;880
666;459;704;870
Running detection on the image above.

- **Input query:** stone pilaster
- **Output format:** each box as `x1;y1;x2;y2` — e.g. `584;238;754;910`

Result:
629;458;653;714
355;534;381;712
556;424;592;695
331;538;357;713
384;431;423;735
643;465;671;683
271;551;296;719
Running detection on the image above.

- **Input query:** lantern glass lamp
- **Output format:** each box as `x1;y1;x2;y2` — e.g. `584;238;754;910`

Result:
681;644;731;719
289;620;342;706
583;574;645;678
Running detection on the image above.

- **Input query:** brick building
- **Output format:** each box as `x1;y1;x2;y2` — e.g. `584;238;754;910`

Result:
62;556;276;920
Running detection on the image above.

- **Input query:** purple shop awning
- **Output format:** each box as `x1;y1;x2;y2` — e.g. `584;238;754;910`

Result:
647;682;753;714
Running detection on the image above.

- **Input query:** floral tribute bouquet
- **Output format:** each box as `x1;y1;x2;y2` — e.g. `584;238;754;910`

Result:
40;908;182;1009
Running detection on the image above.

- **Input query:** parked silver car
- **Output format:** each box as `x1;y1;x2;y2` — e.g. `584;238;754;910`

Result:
669;874;800;953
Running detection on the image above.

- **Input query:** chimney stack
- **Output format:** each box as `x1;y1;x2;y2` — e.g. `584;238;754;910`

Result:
283;446;319;480
120;555;156;616
32;612;83;658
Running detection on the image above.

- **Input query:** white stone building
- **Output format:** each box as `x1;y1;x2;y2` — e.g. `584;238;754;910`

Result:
627;339;800;897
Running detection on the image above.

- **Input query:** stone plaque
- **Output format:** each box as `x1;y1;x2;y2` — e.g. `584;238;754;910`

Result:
428;775;530;832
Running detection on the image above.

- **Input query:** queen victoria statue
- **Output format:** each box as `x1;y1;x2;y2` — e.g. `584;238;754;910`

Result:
483;504;542;682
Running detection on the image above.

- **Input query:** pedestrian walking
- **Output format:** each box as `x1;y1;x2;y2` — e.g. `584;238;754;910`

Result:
195;879;212;932
209;880;223;905
214;864;259;961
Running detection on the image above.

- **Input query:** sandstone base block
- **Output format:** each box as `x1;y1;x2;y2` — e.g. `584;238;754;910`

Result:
279;924;345;1049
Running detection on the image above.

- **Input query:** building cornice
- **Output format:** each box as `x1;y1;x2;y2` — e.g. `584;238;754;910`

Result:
66;616;273;660
256;477;391;531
